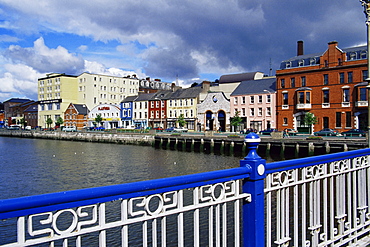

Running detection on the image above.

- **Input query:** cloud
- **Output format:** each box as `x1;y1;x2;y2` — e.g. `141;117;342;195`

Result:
4;37;85;74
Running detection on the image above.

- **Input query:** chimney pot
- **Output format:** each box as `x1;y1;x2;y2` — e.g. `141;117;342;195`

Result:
297;40;304;56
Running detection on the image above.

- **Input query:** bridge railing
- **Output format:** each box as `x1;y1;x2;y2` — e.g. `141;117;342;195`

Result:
265;146;370;246
1;133;370;246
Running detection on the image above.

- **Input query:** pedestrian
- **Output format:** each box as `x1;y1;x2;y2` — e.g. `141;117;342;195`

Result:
283;128;289;138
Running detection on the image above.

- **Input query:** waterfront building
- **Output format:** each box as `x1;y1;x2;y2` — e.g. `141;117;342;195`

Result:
3;98;33;126
0;111;4;128
64;103;89;130
77;73;140;111
276;41;368;133
120;95;138;128
167;87;203;130
138;77;173;94
148;90;172;129
5;99;37;127
24;104;38;128
133;93;154;129
38;73;78;128
230;77;276;132
197;92;230;131
88;104;121;129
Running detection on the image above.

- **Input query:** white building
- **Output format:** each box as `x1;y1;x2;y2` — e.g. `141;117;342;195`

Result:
88;104;121;129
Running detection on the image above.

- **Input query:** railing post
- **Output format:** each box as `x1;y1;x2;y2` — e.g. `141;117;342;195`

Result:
240;132;266;247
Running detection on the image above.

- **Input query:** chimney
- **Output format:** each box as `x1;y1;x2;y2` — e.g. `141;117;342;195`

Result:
297;40;304;56
201;81;211;93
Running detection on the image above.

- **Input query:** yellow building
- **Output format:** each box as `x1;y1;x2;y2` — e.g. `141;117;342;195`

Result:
77;73;140;111
38;73;78;128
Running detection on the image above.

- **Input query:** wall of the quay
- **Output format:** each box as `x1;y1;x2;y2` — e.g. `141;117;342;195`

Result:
0;130;367;159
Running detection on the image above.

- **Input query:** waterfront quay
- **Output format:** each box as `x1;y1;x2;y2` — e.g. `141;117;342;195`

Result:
0;129;367;159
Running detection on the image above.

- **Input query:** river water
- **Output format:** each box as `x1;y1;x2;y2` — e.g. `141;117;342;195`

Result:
0;136;242;200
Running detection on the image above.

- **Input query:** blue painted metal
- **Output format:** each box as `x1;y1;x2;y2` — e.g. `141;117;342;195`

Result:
241;132;266;247
0;166;251;220
266;147;370;173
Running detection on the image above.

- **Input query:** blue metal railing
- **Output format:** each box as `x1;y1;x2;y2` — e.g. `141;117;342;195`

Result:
1;133;370;246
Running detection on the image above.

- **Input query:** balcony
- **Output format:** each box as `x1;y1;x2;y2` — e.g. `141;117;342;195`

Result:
296;103;311;110
355;101;368;107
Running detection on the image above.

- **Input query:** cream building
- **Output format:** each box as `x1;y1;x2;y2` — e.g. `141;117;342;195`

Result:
38;73;78;128
77;73;140;110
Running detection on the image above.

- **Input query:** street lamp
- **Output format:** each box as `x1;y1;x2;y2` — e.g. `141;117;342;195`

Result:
360;0;370;147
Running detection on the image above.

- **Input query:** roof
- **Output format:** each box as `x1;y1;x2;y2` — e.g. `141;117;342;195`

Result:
280;44;367;69
24;104;38;112
3;98;32;104
152;90;174;100
230;77;276;96
219;72;264;83
121;95;138;103
73;104;89;115
169;87;203;99
134;93;156;102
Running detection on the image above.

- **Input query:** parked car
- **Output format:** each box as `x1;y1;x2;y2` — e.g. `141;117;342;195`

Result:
314;128;339;136
341;129;367;137
259;129;277;135
124;125;136;129
166;127;188;132
7;125;20;130
285;128;298;136
153;127;164;131
63;126;77;132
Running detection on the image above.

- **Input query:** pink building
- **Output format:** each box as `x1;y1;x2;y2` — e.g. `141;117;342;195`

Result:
230;77;276;132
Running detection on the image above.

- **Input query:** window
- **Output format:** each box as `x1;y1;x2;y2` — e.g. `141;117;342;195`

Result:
324;74;328;85
250;96;254;104
363;70;368;81
323;117;329;128
234;97;238;105
258;108;262;116
283;93;288;105
336;112;341;128
266;94;271;103
258;95;262;103
306;92;311;103
298;92;304;104
242;108;245;116
323;90;329;103
339;73;344;84
345;112;351;128
283;118;288;125
360;88;367;101
250;108;255;116
343;89;350;102
281;79;285;88
266;107;271;116
301;76;306;87
291;78;295;88
242;97;246;104
348;72;353;83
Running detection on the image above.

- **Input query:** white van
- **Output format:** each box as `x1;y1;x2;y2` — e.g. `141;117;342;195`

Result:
63;126;77;132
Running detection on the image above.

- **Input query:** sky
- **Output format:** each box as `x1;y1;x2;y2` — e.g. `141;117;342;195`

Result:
0;0;367;102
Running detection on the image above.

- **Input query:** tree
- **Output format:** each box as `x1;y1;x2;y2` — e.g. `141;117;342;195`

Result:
230;111;243;132
176;114;187;127
304;112;318;134
19;118;26;128
56;117;64;127
46;118;53;129
95;114;103;126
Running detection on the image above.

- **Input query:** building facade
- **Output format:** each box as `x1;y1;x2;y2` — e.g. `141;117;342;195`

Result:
276;41;368;133
120;96;137;128
88;104;121;129
230;77;276;132
38;73;78;128
64;103;89;130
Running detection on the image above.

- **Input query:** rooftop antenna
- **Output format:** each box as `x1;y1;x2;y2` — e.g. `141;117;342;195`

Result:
269;58;272;77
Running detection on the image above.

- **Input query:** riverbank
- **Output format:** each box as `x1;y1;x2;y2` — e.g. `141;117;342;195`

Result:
0;129;367;160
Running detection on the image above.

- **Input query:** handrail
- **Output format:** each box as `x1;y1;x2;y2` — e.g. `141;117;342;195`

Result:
0;166;251;220
266;147;370;173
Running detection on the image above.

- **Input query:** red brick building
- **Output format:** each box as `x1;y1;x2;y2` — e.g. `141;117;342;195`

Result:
64;103;89;130
276;41;368;133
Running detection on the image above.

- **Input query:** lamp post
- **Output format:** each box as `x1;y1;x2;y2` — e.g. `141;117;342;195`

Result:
360;0;370;147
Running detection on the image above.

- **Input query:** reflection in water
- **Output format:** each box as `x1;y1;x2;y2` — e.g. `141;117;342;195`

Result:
0;137;241;199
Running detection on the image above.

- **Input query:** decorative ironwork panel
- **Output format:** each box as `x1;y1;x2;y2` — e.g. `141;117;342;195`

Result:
265;155;370;247
0;180;250;246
